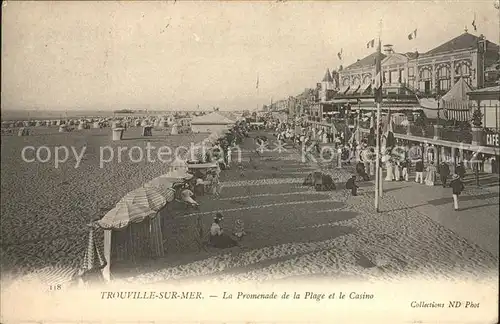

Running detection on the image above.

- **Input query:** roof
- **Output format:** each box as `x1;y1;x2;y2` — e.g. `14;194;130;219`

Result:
190;112;236;125
322;69;334;82
344;52;386;70
467;85;500;101
404;52;419;60
467;85;500;94
423;32;498;56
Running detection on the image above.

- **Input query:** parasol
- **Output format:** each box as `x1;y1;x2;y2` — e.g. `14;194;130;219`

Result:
119;186;167;212
97;201;156;230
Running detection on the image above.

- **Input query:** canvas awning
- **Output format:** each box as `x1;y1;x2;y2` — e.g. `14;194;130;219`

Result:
441;77;472;103
359;83;372;94
98;202;156;230
187;162;218;169
347;84;361;95
339;86;350;95
119;186;167;212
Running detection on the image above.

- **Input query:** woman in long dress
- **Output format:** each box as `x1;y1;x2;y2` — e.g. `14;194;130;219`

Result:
394;161;402;181
425;161;437;186
384;156;394;181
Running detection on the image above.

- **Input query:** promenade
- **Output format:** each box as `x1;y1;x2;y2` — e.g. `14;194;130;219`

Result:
120;131;499;284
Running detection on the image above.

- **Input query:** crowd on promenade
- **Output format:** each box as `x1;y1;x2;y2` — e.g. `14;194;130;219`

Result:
269;119;473;211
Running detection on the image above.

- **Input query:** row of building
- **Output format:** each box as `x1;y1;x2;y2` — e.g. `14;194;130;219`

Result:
265;30;499;123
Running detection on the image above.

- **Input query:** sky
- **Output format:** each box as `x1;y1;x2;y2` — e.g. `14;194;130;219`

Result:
1;1;499;112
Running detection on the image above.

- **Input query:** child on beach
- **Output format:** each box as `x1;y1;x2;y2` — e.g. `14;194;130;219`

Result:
233;219;246;240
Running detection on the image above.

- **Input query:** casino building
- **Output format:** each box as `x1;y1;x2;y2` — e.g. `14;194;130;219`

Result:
305;29;500;174
338;31;498;98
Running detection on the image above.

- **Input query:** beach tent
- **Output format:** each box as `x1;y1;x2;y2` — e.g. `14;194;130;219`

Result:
168;157;189;173
190;112;235;133
441;77;473;121
145;177;176;202
98;201;156;230
119;186;167;212
17;127;30;136
170;123;179;135
98;200;165;281
162;170;194;182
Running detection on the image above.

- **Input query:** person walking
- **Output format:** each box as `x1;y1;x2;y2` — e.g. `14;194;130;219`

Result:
456;162;466;179
439;161;450;187
425;161;437;186
449;174;465;211
415;159;424;184
394;161;402;181
401;157;410;181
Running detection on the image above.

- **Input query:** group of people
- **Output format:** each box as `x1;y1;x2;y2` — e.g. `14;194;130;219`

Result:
208;213;246;248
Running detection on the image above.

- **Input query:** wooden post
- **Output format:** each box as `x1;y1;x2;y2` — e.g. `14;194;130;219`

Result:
102;230;112;282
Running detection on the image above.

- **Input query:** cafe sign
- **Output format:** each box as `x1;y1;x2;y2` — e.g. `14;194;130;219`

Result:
486;132;499;147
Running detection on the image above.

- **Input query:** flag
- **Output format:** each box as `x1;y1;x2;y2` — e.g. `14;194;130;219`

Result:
337;48;343;60
472;19;477;31
367;39;375;48
373;39;383;103
408;29;417;40
256;75;259;89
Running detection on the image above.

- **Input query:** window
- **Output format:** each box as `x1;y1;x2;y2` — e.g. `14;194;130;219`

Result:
390;70;399;83
437;66;451;92
363;75;372;84
343;78;350;86
383;72;388;83
353;77;360;85
455;63;471;85
409;67;415;77
456;63;470;77
420;68;431;80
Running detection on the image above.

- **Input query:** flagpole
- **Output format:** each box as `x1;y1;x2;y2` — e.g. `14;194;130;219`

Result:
375;20;383;212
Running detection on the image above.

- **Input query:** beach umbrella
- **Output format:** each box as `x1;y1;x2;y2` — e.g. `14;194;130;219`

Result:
97;201;156;229
119;186;167;212
78;226;107;277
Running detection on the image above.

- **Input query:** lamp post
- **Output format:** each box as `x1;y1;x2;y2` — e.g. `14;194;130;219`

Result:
436;94;441;165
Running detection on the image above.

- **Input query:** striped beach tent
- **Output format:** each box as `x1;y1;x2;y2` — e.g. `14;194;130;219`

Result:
144;177;176;202
442;77;473;122
98;201;156;230
119;186;167;212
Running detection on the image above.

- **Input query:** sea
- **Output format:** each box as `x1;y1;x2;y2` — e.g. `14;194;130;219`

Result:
0;109;181;121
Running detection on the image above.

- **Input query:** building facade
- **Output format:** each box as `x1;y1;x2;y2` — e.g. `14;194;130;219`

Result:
339;32;499;97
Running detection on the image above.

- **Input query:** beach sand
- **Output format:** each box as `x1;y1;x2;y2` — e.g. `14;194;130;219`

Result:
0;126;207;279
1;129;498;288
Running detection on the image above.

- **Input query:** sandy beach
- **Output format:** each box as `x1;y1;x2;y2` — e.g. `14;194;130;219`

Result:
0;126;207;278
1;127;498;288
